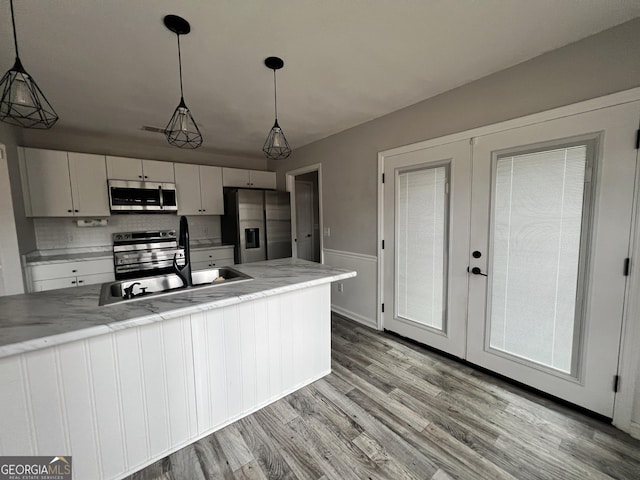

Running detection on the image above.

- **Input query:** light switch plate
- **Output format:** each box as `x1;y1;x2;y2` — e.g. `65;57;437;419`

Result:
323;227;331;237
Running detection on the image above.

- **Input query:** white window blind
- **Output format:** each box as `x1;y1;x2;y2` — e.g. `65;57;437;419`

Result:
396;166;447;330
489;146;588;373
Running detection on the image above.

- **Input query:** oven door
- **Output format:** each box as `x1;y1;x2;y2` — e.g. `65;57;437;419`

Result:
108;180;178;212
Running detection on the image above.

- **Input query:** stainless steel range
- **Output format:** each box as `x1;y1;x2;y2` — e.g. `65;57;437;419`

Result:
113;230;185;280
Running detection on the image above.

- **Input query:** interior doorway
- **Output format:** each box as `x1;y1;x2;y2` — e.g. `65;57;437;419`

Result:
286;164;323;263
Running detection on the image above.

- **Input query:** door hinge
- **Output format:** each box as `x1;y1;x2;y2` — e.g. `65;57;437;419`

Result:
614;374;620;392
382;173;385;184
636;129;640;150
381;303;385;313
382;240;385;249
624;258;631;276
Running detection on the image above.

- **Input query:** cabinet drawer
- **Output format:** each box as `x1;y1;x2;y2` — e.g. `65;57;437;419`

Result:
190;247;234;263
32;277;78;292
192;261;211;271
30;259;114;281
77;272;115;286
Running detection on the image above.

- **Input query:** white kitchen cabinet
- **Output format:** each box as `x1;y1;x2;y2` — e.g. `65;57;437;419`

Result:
174;163;224;215
190;246;234;270
21;148;109;217
106;156;175;182
27;258;114;293
222;167;276;189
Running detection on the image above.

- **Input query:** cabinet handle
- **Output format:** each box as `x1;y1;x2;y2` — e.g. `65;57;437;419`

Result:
67;209;72;213
78;280;84;284
72;269;77;273
202;209;206;212
71;281;76;284
144;175;148;179
138;175;143;179
74;209;79;213
198;209;201;212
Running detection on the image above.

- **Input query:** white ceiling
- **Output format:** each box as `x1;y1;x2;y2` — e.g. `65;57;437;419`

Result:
1;1;639;158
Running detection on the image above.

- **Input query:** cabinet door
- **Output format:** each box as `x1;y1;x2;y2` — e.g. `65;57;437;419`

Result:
199;165;224;214
69;153;110;216
106;156;143;181
174;163;203;215
192;261;211;271
222;167;250;187
143;160;175;182
24;148;74;217
249;170;276;189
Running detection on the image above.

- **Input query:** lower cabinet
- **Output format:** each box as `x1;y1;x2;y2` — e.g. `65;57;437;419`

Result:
0;284;331;480
26;258;115;293
190;246;234;270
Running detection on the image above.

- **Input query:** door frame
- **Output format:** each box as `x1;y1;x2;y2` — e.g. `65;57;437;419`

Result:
378;87;640;424
285;163;324;263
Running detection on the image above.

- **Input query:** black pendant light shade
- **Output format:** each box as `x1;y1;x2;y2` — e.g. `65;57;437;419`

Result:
164;15;202;149
0;0;58;129
263;57;291;160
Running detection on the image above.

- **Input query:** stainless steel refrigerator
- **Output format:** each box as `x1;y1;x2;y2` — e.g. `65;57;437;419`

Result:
221;189;292;264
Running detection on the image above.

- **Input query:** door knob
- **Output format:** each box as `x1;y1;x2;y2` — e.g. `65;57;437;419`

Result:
469;266;488;277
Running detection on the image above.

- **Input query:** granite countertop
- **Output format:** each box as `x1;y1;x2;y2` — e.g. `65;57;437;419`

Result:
24;242;234;266
0;258;356;359
24;250;113;265
189;241;235;250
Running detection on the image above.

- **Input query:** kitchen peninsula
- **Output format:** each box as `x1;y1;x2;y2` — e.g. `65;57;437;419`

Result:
0;258;356;480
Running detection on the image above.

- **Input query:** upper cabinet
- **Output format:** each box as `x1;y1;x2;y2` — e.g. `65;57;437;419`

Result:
20;148;109;217
106;156;175;183
174;163;224;215
222;168;276;189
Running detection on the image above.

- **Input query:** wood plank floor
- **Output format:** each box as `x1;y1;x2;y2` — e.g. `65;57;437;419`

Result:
127;314;640;480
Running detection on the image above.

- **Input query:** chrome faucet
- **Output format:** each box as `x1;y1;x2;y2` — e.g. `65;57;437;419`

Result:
173;216;193;287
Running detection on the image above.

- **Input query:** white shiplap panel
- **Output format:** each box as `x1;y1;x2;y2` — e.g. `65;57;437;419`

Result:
206;309;229;430
191;312;211;433
239;302;258;413
115;328;149;470
223;305;243;420
88;335;126;479
254;299;271;406
0;355;34;455
24;348;68;454
162;317;196;445
266;296;283;399
58;341;102;480
138;323;171;457
280;293;295;391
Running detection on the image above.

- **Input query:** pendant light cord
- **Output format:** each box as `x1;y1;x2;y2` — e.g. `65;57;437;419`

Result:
177;34;184;99
273;69;278;121
10;0;19;57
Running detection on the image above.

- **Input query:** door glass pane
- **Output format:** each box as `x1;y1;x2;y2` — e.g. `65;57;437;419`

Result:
396;166;447;330
489;145;588;373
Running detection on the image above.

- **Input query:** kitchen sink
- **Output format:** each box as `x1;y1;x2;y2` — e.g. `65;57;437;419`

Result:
99;267;253;306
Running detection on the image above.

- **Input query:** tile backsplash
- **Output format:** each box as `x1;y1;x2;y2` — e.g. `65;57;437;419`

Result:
34;215;221;250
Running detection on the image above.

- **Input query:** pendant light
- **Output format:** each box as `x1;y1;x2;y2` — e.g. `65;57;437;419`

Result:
0;0;58;129
163;15;202;149
263;57;291;160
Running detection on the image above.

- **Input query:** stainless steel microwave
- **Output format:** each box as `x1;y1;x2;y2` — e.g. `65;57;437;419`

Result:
108;180;178;213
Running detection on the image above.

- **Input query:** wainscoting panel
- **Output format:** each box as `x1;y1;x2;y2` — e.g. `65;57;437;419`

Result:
323;249;378;328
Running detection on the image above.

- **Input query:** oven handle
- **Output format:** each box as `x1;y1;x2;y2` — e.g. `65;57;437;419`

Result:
159;186;164;209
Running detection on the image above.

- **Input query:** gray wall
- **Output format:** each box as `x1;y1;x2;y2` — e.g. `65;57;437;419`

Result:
270;18;640;257
0;123;36;254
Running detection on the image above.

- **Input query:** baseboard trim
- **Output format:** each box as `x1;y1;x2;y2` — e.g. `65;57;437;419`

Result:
331;305;377;329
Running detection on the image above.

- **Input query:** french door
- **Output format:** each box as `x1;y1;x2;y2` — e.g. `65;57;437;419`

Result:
382;101;640;416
